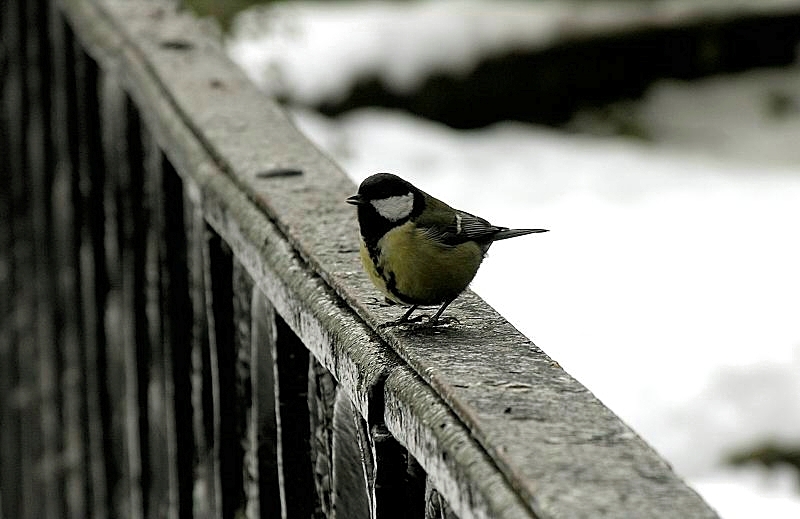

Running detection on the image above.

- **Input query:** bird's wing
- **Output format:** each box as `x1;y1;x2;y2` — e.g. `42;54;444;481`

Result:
418;209;505;247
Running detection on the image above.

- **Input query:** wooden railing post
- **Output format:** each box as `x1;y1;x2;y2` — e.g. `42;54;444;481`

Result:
249;288;283;518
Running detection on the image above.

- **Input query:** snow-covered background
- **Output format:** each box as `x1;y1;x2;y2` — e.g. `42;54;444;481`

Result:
226;2;800;517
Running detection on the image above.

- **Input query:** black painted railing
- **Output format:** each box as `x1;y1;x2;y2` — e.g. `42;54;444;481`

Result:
0;1;721;518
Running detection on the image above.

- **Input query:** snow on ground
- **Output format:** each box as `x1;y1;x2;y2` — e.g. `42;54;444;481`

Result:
228;0;800;105
697;466;800;519
227;2;800;516
572;67;800;166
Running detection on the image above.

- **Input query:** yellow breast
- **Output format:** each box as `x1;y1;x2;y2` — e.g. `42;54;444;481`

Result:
359;222;484;306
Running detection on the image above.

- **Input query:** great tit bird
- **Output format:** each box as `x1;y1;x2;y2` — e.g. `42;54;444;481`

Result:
346;173;547;326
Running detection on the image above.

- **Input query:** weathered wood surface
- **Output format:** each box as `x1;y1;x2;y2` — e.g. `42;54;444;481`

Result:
1;0;724;517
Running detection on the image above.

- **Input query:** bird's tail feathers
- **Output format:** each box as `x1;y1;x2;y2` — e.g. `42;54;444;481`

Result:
493;228;548;241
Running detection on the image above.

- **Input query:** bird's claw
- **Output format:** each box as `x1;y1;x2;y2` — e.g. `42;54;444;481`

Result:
411;315;460;329
379;314;460;330
378;314;427;329
365;297;395;308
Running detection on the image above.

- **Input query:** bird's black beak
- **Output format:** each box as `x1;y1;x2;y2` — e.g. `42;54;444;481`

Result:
346;194;364;206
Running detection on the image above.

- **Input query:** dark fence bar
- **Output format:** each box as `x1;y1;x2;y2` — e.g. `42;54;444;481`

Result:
1;0;721;518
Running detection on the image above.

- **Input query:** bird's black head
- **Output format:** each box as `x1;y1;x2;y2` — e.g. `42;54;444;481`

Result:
346;173;426;245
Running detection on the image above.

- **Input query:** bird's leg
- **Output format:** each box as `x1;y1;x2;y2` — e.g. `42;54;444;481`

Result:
428;299;453;324
399;304;420;322
420;298;459;327
380;300;460;329
379;305;422;328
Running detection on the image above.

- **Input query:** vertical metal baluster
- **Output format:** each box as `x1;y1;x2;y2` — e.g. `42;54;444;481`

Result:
8;0;46;516
64;26;93;519
250;288;282;518
141;128;178;519
226;259;253;517
0;0;22;516
273;315;317;517
161;160;194;519
97;68;133;519
79;58;110;519
201;230;229;517
332;390;371;519
308;357;337;518
186;200;217;517
27;0;65;517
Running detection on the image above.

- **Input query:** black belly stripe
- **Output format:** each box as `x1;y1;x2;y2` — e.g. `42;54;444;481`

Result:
384;269;399;297
366;241;381;270
366;240;416;305
387;274;419;304
384;268;430;305
366;240;392;291
365;240;386;283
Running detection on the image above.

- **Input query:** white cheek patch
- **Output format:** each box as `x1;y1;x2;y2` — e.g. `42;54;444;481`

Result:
371;193;414;222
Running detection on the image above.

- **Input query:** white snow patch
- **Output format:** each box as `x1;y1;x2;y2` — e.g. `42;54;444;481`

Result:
693;466;800;519
227;0;800;105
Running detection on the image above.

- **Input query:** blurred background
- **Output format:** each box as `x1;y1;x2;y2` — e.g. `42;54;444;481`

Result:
184;1;800;517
